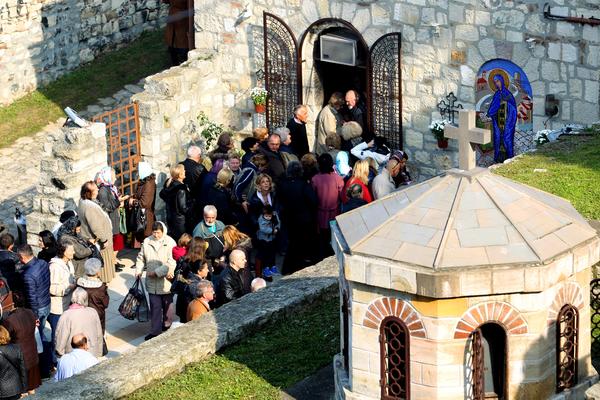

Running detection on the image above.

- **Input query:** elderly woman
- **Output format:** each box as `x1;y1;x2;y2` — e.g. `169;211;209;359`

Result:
76;258;109;336
48;238;76;362
1;294;40;394
56;215;102;278
77;181;115;283
135;222;176;341
0;326;27;399
131;162;156;245
311;153;344;258
187;280;214;322
54;288;103;358
159;164;190;242
95;167;129;272
192;206;226;270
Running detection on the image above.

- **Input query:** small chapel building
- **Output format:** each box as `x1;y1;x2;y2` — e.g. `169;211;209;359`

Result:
331;112;599;399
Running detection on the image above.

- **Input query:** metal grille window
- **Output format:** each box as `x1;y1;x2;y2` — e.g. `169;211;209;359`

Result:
263;12;301;131
370;33;402;150
92;103;141;196
556;304;578;392
380;317;409;400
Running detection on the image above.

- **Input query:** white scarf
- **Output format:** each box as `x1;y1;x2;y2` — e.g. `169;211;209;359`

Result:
257;192;272;206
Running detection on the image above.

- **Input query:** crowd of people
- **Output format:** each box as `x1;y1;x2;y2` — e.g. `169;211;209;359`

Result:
0;89;413;394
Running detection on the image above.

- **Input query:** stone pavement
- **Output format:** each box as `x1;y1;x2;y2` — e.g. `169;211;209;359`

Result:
0;80;145;234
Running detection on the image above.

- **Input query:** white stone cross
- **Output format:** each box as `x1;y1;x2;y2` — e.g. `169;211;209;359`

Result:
444;110;491;171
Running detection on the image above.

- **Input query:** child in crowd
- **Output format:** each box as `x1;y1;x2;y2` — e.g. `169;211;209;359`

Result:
255;205;281;278
172;233;192;261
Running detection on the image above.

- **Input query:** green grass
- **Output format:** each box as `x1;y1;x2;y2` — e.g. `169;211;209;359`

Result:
0;29;169;148
126;295;340;400
493;128;600;219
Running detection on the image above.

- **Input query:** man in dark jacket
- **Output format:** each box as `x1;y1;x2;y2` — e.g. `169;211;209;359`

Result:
217;249;246;306
0;233;23;296
17;244;51;342
181;145;207;230
286;105;310;157
258;134;286;184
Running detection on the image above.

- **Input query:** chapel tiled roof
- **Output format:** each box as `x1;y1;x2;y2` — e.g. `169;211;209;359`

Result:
335;168;597;269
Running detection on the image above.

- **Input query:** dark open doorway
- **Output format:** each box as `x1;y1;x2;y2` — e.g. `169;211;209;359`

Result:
312;27;369;109
480;323;507;399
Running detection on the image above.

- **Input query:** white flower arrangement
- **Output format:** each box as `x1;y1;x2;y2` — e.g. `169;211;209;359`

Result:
429;119;450;140
250;87;268;105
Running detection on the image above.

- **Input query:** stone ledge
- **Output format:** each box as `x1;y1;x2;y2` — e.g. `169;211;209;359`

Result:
32;257;338;400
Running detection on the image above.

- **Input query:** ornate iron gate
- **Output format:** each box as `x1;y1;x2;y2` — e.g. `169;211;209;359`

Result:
592;278;600;360
471;328;485;400
370;33;402;150
380;317;409;400
263;12;301;131
92;103;141;196
556;304;579;392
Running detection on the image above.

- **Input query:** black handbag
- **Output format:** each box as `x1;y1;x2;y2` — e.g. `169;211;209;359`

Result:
128;205;147;233
118;277;145;320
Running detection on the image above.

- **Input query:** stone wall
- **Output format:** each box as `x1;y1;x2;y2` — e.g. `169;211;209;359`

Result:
26;122;109;244
191;0;600;180
131;51;230;219
0;0;167;105
32;256;339;400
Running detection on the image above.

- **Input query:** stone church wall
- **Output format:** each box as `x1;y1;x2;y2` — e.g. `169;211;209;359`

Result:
0;0;167;105
192;0;600;180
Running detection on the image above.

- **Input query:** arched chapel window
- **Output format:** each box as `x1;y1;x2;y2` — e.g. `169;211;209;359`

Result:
556;304;578;392
380;317;410;400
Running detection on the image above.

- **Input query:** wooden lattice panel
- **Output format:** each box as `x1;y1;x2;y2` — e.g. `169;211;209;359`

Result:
92;103;141;196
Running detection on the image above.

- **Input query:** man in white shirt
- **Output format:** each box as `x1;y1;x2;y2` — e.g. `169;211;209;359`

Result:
372;154;403;200
55;333;99;381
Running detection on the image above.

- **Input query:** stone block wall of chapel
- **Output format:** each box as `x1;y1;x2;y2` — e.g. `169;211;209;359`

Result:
193;0;600;179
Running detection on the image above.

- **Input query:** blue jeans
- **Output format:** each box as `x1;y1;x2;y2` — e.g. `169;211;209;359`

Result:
47;313;61;364
34;305;50;343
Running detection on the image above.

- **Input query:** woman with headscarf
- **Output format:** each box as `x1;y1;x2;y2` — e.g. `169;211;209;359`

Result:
95;167;129;272
486;74;517;162
172;237;207;322
130;162;156;246
76;258;109;351
135;221;176;341
56;216;102;278
77;181;115;283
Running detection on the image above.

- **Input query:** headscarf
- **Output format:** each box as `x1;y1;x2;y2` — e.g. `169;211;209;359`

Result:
56;215;80;242
335;151;351;177
210;159;225;174
96;166;119;199
138;162;153;180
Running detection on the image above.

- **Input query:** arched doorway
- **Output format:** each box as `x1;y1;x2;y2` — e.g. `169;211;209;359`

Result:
263;13;402;150
468;323;508;400
298;19;369;147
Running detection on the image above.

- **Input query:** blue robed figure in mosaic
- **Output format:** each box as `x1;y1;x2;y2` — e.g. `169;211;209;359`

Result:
486;74;517;163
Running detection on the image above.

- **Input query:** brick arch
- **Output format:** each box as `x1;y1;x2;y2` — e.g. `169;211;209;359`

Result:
547;281;585;326
454;301;528;339
362;297;426;338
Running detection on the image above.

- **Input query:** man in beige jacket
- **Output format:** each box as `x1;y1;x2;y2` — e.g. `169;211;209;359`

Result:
315;92;344;155
135;221;176;341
